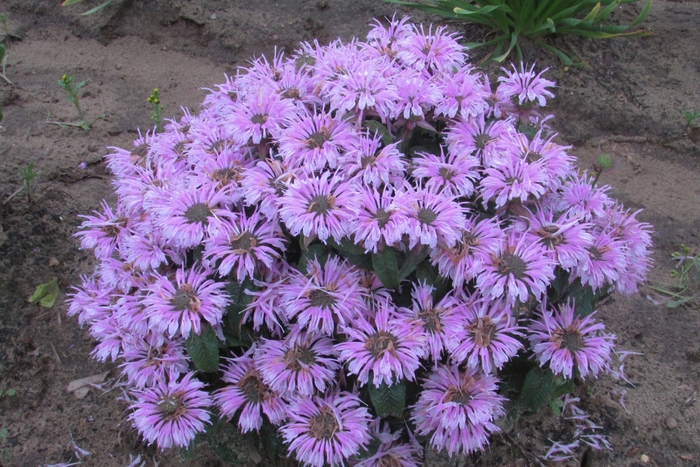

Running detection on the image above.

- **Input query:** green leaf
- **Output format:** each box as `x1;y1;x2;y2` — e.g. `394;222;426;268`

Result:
298;243;329;273
207;420;261;466
596;153;614;169
368;380;406;418
329;237;367;256
372;248;400;289
0;44;5;63
5;388;16;397
61;0;86;5
397;245;430;280
79;0;113;15
186;323;220;373
28;277;59;308
364;120;394;146
519;367;555;413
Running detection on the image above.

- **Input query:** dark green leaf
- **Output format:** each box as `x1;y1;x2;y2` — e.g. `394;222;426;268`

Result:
364;120;394;146
298;243;329;273
519;366;555;413
342;251;373;270
207;420;261;466
329;237;367;255
0;44;5;63
186;323;220;373
398;245;430;280
368;380;406;418
372;248;400;289
259;421;287;459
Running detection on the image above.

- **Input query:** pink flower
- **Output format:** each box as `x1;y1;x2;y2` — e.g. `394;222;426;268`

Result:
129;372;211;449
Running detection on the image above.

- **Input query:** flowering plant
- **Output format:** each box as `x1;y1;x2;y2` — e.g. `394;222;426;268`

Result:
69;16;652;466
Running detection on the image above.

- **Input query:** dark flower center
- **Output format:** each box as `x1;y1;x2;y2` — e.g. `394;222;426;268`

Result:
525;151;542;163
251;114;268;125
374;208;391;228
417;207;438;225
208;139;227;153
307;195;336;216
438;166;455;181
281;88;301;99
211;167;240;186
474;133;491;150
420;308;442;334
184;202;212;225
538;225;563;249
468;316;497;347
365;331;398;358
230;231;257;253
554;326;584;353
360;155;376;168
308;288;336;309
496;253;527;279
170;284;201;312
589;246;603;261
237;371;266;403
283;345;317;371
306;127;332;149
159;392;186;421
309;408;339;440
131;143;150;166
173;141;188;156
445;382;474;405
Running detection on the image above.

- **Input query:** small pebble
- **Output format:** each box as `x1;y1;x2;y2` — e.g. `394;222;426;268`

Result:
666;417;678;429
210;13;217;20
641;454;650;463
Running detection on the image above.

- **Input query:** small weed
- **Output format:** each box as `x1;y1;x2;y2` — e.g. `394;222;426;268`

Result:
591;152;613;187
681;110;700;128
649;245;700;308
0;13;20;41
48;74;103;130
0;388;16;397
3;163;40;205
148;88;165;132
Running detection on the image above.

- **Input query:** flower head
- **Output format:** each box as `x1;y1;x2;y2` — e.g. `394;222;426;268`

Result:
129;372;211;449
528;301;615;379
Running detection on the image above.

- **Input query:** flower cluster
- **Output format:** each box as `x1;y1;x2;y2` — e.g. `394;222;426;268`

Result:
69;15;652;466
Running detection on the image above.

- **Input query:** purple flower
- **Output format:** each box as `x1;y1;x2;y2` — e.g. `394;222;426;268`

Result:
405;282;458;365
435;65;490;119
393;70;443;120
528;302;615;379
495;63;555;121
327;58;398;122
129;372;211;449
476;229;555;306
479;154;549;208
280;390;372;467
351;186;409;253
243;263;293;336
214;349;288;432
344;134;406;187
354;418;423;467
396;24;465;73
555;172;614;221
278;172;357;244
335;299;424;387
226;85;298;144
144;266;229;339
394;183;466;249
281;256;369;336
241;157;295;219
121;335;189;388
430;216;504;288
444;115;515;168
411;365;505;457
152;182;230;249
411;146;479;197
365;15;413;59
75;200;128;260
204;208;287;282
255;332;340;397
278;113;357;171
443;296;523;373
571;228;627;292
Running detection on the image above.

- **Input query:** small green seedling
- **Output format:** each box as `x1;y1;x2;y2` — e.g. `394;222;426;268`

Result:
148;88;165;132
681;110;700;128
62;0;113;16
29;277;60;308
2;163;41;204
0;389;16;397
591;152;613;187
649;245;700;308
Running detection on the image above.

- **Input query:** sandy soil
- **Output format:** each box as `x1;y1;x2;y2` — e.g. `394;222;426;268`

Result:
0;1;699;466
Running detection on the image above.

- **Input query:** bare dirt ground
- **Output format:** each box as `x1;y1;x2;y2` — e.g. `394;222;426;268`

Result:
0;1;699;466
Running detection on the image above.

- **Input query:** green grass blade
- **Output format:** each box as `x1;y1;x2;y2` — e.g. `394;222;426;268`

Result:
539;42;575;65
581;2;602;21
630;0;653;27
80;0;112;15
61;0;86;5
493;31;518;62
